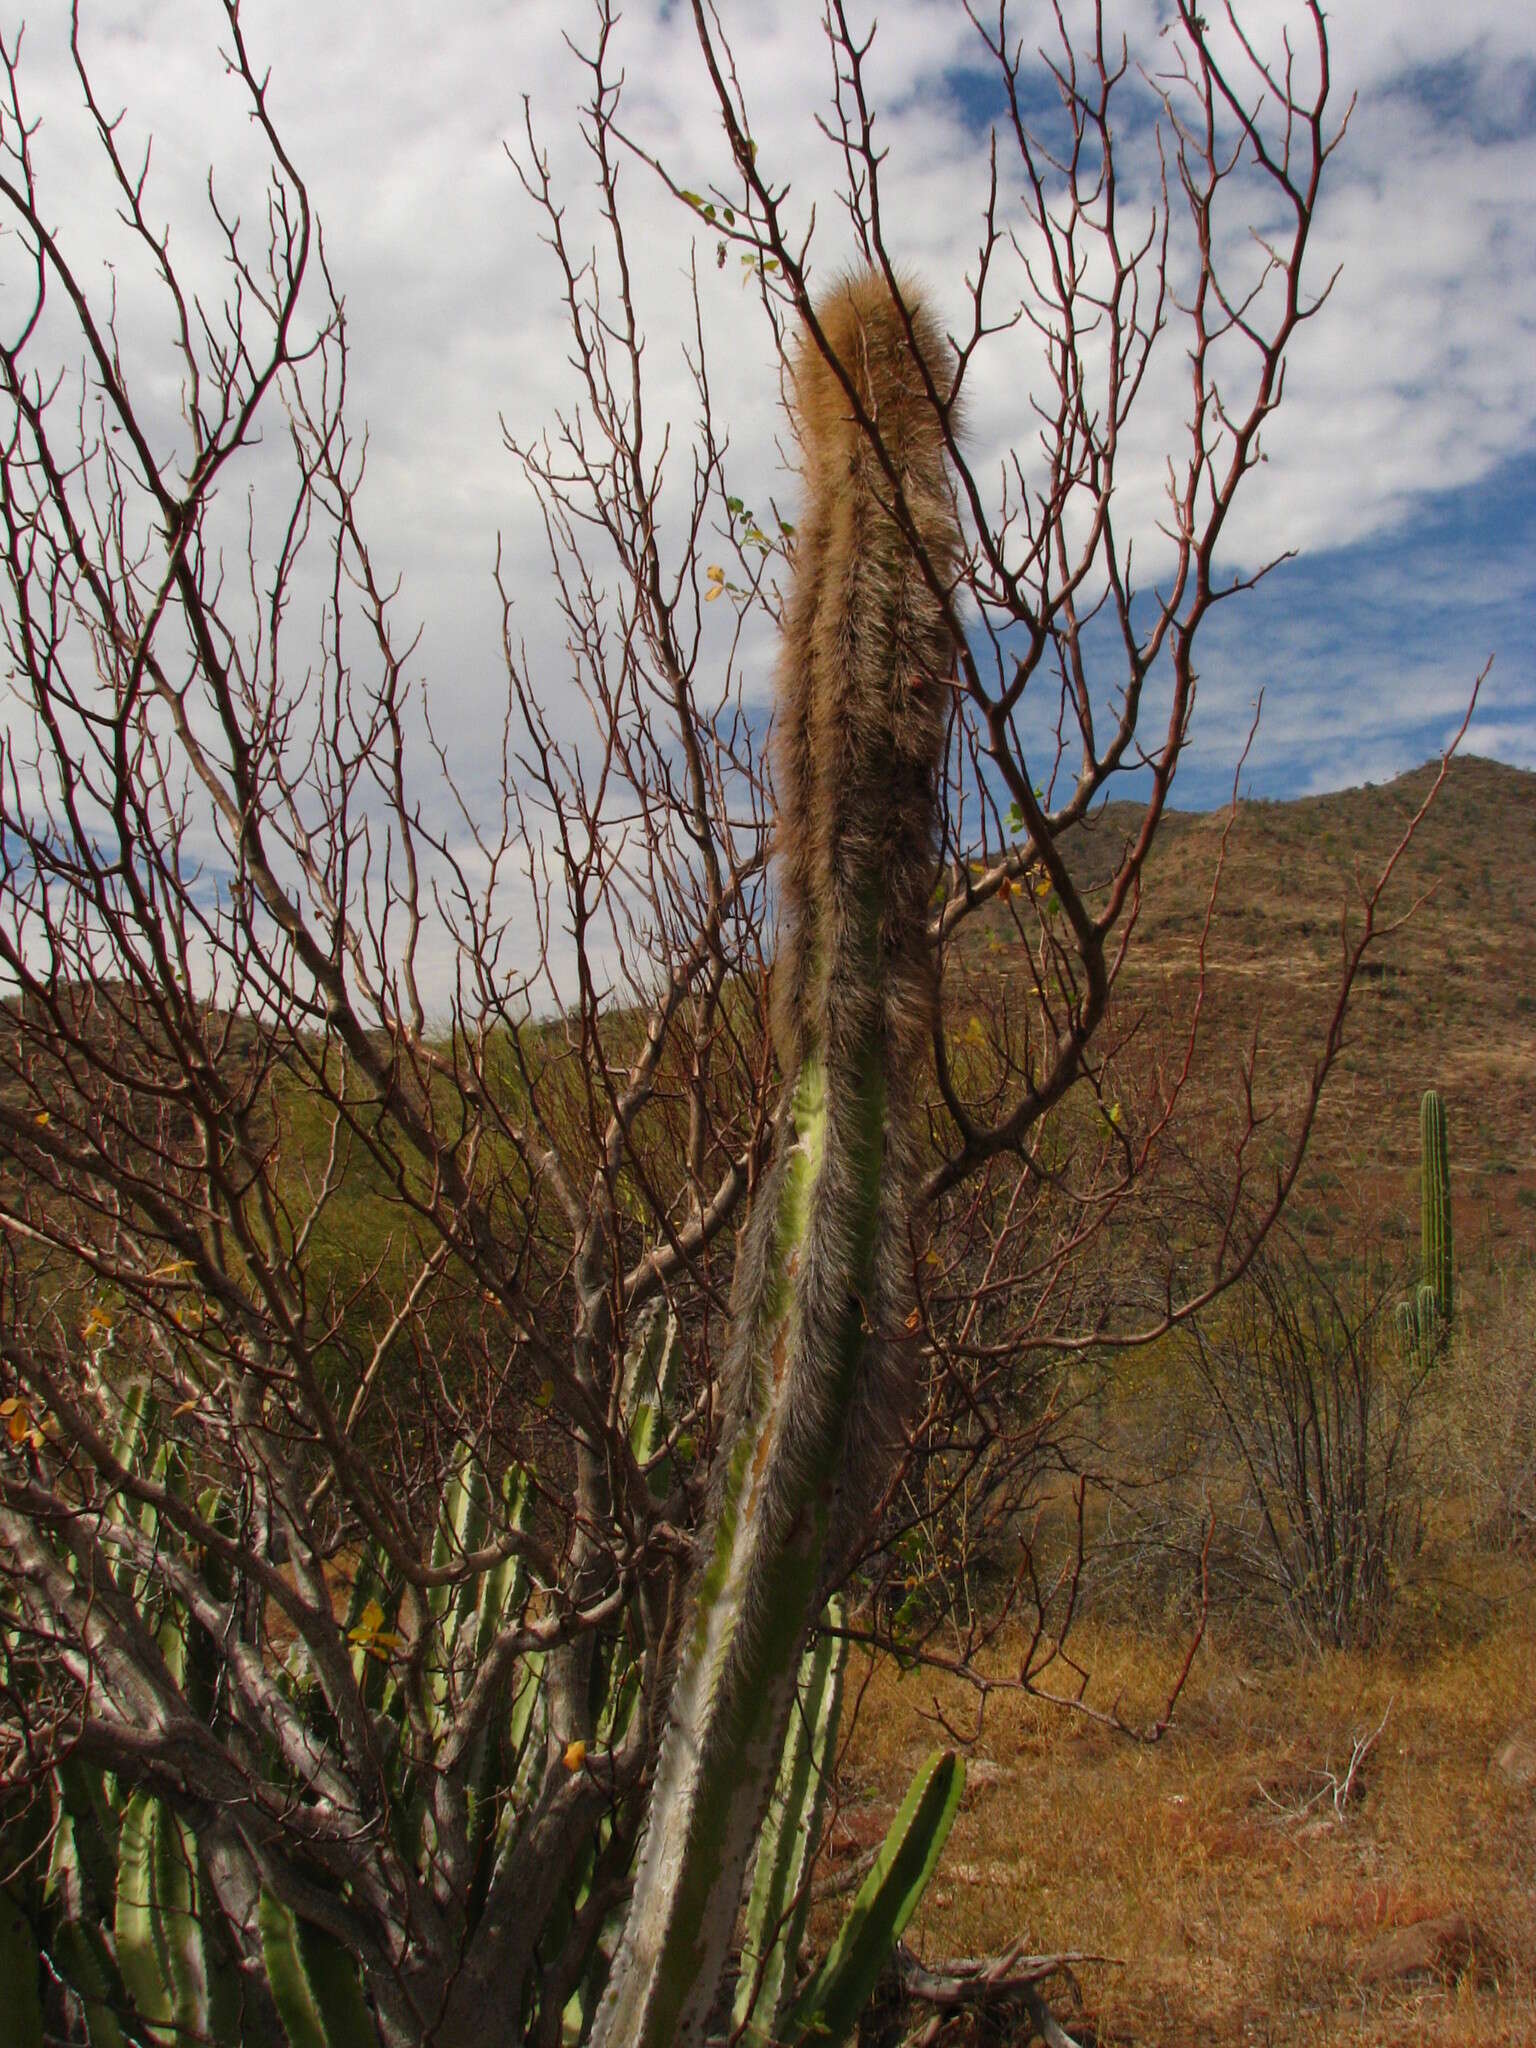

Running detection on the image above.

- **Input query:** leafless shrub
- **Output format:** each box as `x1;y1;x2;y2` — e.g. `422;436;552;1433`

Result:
1169;1238;1431;1652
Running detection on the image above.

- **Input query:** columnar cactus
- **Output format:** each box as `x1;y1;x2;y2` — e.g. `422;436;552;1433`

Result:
591;272;962;2048
1398;1088;1453;1363
733;1600;848;2045
10;1406;537;2048
1420;1088;1453;1328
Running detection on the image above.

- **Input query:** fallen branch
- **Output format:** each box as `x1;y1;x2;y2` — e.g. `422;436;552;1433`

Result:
894;1933;1114;2046
1258;1695;1394;1827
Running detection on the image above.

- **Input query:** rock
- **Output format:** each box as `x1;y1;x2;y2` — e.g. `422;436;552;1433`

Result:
1489;1726;1536;1790
963;1757;1012;1795
1357;1912;1487;1987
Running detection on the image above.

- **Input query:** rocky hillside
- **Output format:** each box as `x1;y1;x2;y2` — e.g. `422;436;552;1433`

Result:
969;755;1536;1276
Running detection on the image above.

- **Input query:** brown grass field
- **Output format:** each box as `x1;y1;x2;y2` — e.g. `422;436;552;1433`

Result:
826;1552;1536;2046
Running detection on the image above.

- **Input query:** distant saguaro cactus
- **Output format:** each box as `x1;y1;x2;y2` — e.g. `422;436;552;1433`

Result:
1420;1088;1453;1327
591;272;962;2048
1398;1088;1453;1362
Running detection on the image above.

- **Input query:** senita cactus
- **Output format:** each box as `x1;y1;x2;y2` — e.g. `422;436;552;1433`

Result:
592;273;961;2047
12;1291;952;2045
737;1708;966;2048
8;1387;536;2047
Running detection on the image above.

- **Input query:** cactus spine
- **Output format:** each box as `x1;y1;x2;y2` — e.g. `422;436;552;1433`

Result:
590;272;960;2048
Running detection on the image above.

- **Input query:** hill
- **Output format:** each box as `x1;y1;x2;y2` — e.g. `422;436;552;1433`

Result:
1041;754;1535;1274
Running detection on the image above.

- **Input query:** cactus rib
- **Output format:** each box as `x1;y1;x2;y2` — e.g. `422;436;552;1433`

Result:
258;1888;379;2048
734;1599;849;2045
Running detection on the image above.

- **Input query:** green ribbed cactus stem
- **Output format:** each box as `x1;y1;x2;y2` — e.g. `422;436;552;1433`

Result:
49;1918;130;2048
621;1302;684;1493
1395;1296;1418;1362
589;271;960;2048
782;1749;965;2048
734;1599;848;2045
1420;1089;1453;1328
258;1890;379;2048
112;1789;236;2046
0;1884;43;2048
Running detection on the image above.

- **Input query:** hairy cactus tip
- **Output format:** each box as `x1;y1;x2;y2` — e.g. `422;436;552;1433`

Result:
771;267;963;1091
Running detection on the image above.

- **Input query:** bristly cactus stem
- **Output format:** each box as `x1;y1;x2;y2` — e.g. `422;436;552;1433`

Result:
589;270;961;2048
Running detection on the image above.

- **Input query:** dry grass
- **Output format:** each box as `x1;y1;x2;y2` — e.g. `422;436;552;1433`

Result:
828;1558;1536;2045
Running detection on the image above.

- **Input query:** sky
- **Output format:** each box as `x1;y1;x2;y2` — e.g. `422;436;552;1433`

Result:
2;0;1533;976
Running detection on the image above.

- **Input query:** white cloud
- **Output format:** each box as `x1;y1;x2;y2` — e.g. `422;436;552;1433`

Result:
2;0;1532;957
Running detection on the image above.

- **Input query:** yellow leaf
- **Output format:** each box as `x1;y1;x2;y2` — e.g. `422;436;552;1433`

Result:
705;564;725;583
171;1398;200;1419
349;1599;386;1645
563;1740;587;1772
703;584;725;602
33;1110;50;1127
82;1306;114;1341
